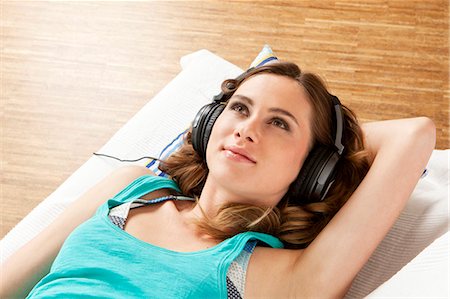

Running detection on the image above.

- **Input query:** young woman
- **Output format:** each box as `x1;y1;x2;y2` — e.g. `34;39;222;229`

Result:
1;62;435;298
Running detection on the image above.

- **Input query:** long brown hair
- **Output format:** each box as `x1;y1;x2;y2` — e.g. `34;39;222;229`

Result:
160;62;370;248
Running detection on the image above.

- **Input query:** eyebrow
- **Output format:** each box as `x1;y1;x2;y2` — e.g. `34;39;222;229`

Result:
233;94;300;126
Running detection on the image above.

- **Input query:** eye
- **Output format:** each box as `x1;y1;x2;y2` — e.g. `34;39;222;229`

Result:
270;118;290;130
229;101;249;116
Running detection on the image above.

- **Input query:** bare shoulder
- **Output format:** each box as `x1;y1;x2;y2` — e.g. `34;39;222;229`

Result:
108;165;156;180
66;165;155;214
86;165;156;202
84;165;152;194
245;247;302;298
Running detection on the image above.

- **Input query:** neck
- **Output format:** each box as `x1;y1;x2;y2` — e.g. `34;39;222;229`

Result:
191;175;243;219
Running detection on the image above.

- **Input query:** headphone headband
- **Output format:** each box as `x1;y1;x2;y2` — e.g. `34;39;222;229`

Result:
330;95;344;155
212;67;255;103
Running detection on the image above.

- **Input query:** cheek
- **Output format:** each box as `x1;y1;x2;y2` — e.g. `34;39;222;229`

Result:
275;141;309;182
209;112;233;138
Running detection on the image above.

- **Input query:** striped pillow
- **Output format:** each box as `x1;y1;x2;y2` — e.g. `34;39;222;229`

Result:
146;130;186;177
249;44;278;68
146;45;278;176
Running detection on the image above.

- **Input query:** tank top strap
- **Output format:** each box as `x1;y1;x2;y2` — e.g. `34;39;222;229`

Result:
226;239;258;298
108;194;195;230
109;175;181;206
239;231;284;249
96;175;182;216
222;232;283;271
220;232;283;298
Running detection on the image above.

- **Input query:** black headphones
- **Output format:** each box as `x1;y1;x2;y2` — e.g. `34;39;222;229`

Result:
290;95;344;203
191;74;345;204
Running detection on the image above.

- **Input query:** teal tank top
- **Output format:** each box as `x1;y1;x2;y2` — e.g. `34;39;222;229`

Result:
26;175;283;298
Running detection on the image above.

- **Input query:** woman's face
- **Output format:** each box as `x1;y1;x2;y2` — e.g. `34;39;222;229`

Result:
206;73;313;207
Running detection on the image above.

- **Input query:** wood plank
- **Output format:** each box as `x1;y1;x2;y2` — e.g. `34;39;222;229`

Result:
1;1;448;238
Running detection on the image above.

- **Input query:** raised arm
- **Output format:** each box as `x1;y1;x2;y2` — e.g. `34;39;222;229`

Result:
0;165;153;299
293;117;436;298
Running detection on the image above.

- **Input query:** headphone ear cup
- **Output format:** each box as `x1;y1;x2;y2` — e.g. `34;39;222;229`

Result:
295;147;326;200
293;146;338;203
191;103;225;160
201;103;225;160
191;104;210;155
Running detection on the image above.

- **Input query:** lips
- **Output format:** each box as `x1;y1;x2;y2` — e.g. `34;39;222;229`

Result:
223;146;257;164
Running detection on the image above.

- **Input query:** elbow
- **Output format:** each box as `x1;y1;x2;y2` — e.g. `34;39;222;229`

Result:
411;116;436;152
406;117;436;168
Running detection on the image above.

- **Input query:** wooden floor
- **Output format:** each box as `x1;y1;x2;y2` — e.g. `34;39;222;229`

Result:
1;1;448;238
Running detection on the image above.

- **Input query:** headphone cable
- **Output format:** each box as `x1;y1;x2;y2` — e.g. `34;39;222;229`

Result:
93;152;160;163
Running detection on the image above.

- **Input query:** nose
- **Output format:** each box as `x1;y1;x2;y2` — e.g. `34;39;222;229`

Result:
234;118;261;144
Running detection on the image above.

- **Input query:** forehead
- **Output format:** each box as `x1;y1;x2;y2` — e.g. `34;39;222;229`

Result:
235;74;313;128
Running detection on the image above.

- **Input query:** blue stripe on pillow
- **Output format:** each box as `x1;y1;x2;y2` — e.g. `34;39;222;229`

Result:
249;44;278;68
256;56;278;67
146;130;187;176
